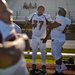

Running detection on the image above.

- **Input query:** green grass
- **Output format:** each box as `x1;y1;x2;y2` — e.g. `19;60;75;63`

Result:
24;53;75;64
25;55;55;64
24;48;75;64
25;59;56;64
46;48;75;53
25;48;75;53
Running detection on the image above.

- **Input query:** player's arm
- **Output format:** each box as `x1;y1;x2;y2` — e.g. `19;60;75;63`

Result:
62;25;70;33
44;14;61;29
41;29;51;43
44;21;61;41
43;21;52;43
26;20;33;28
26;14;37;28
47;21;61;30
48;15;64;30
41;20;52;43
41;21;61;43
27;20;37;29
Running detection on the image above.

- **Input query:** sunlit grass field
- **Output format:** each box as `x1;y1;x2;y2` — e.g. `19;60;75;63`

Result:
24;48;75;64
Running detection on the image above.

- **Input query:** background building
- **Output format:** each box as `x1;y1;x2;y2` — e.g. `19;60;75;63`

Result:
6;0;75;23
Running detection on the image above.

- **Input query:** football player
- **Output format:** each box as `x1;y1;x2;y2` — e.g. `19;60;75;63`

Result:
43;7;71;75
27;5;52;73
0;0;30;75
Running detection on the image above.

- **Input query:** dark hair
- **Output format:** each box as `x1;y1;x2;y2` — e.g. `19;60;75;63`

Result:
58;7;67;17
37;5;45;11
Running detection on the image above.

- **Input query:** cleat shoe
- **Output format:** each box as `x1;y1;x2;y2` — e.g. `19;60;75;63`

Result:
30;70;35;75
30;64;36;75
32;64;36;70
30;69;42;75
42;65;46;73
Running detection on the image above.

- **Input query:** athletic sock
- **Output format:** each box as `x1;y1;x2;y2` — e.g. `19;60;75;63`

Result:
41;50;46;65
32;52;37;64
56;64;61;73
61;61;67;71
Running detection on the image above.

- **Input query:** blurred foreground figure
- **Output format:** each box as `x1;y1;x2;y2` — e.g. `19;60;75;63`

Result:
0;0;30;75
14;23;22;33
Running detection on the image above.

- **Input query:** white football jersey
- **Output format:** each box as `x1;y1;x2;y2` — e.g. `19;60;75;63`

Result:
28;13;52;38
65;17;71;26
51;15;71;42
0;20;16;43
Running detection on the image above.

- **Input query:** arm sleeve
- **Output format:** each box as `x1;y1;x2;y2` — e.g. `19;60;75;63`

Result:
55;16;66;31
27;13;35;21
56;16;63;24
67;19;71;26
44;14;53;21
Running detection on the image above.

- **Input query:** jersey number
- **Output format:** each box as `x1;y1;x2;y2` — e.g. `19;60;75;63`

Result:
33;20;44;30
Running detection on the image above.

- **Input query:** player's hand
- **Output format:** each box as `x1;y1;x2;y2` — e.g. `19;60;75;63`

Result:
62;25;69;34
41;38;47;43
27;21;32;25
62;30;66;34
62;29;67;34
47;25;50;29
32;24;37;29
